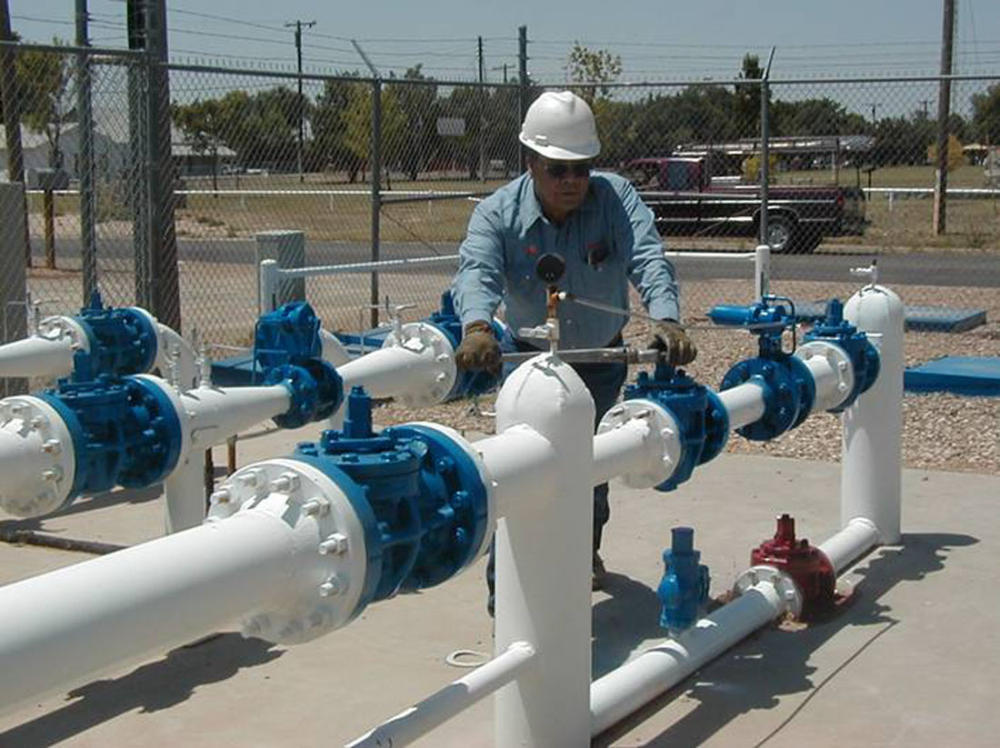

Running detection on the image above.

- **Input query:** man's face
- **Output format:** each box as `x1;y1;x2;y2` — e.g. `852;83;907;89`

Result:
529;156;592;222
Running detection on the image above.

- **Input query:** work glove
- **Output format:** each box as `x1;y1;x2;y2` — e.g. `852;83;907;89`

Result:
650;319;697;366
455;320;502;376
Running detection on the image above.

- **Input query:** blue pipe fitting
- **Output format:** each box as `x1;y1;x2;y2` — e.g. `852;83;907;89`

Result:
71;291;158;382
37;375;183;503
293;387;489;614
657;526;710;632
623;363;729;490
804;299;880;411
263;357;343;430
720;354;816;441
253;302;322;373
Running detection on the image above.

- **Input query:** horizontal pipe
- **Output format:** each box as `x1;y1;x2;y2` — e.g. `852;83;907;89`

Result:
318;329;352;368
717;381;767;430
801;350;847;413
0;494;316;715
590;580;787;736
0;335;75;379
338;346;442;401
818;518;880;575
474;427;558;521
592;418;659;487
346;641;536;748
175;383;291;451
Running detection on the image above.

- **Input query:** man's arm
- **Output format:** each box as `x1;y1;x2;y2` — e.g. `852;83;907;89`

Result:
451;202;506;327
615;179;680;322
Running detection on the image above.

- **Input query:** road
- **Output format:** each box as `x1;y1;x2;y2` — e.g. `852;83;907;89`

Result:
33;236;999;288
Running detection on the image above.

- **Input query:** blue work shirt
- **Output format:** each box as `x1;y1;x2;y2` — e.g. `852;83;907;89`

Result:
451;170;680;349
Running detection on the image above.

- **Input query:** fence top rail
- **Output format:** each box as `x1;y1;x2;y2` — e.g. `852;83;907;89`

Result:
0;39;145;59
175;189;478;198
262;254;460;280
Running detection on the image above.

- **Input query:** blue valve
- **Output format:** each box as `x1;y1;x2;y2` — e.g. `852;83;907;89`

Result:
71;291;159;382
253;302;323;374
624;362;728;490
658;526;710;632
293;387;490;616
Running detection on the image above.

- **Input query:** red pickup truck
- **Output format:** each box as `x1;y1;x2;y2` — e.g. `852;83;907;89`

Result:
622;157;867;254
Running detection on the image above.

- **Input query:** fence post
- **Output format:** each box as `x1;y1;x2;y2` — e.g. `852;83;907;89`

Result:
0;183;28;395
518;25;528;174
370;77;382;328
758;47;775;248
76;0;97;304
43;189;56;269
143;0;181;331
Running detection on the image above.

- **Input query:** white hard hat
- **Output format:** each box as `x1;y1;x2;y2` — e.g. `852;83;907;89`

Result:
519;90;601;161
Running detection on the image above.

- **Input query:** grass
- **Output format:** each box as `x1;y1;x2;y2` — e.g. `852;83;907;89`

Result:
24;166;1000;251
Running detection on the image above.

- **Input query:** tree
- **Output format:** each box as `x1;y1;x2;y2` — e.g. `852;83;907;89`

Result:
733;54;765;138
16;39;74;168
172;98;226;189
971;83;1000;144
386;65;438;180
565;43;622;104
926;133;965;172
311;73;365;181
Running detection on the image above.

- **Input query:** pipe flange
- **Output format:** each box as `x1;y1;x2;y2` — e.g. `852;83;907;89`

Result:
732;564;803;619
37;315;91;353
208;457;368;645
795;340;854;413
598;399;681;490
0;396;76;517
383;321;457;407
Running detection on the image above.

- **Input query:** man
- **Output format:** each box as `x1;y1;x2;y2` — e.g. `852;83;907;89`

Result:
450;90;696;608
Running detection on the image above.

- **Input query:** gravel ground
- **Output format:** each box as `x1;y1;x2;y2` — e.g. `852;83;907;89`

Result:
377;280;999;475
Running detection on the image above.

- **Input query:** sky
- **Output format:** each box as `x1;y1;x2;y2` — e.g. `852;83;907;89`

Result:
7;0;1000;117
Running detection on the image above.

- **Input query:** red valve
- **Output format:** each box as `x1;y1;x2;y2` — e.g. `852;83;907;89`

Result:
751;513;836;619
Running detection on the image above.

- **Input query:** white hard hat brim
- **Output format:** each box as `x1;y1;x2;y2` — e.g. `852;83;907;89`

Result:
519;132;600;161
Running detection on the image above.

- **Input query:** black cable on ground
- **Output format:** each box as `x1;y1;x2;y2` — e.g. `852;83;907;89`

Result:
0;528;126;555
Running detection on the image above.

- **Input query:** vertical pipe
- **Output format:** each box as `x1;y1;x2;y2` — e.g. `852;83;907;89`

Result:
843;285;904;543
493;354;594;747
164;452;206;533
76;0;98;302
754;243;770;299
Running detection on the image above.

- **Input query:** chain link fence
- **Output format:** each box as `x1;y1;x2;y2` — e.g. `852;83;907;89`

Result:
2;42;999;358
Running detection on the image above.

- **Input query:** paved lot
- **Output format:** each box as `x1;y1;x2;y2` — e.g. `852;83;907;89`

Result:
0;419;997;747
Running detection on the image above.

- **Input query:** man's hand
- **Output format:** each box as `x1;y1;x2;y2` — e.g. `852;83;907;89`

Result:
455;320;501;376
650;319;697;366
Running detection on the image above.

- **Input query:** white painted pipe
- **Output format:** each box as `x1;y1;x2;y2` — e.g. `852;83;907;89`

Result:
165;380;292;451
164;451;207;534
818;518;880;574
346;641;537;748
493;353;594;747
754;243;770;299
717;380;767;430
474;426;558;522
0;490;328;716
843;285;904;543
592;417;655;486
0;334;76;379
800;348;848;413
153;320;198;391
590;580;789;736
318;328;352;367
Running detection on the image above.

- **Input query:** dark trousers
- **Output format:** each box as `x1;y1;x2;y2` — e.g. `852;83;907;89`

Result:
486;337;628;615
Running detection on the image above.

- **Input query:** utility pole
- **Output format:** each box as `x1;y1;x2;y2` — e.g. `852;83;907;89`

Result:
920;99;931;118
933;0;955;235
286;19;315;183
1;0;30;266
518;25;528;173
869;102;878;125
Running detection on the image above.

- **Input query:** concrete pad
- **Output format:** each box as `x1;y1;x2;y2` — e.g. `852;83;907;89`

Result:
0;425;998;747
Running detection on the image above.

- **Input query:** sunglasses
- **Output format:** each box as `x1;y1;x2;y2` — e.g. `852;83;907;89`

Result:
541;160;593;179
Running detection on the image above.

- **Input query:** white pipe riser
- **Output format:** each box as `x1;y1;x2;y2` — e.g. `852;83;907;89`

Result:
843;285;904;543
493;353;595;747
